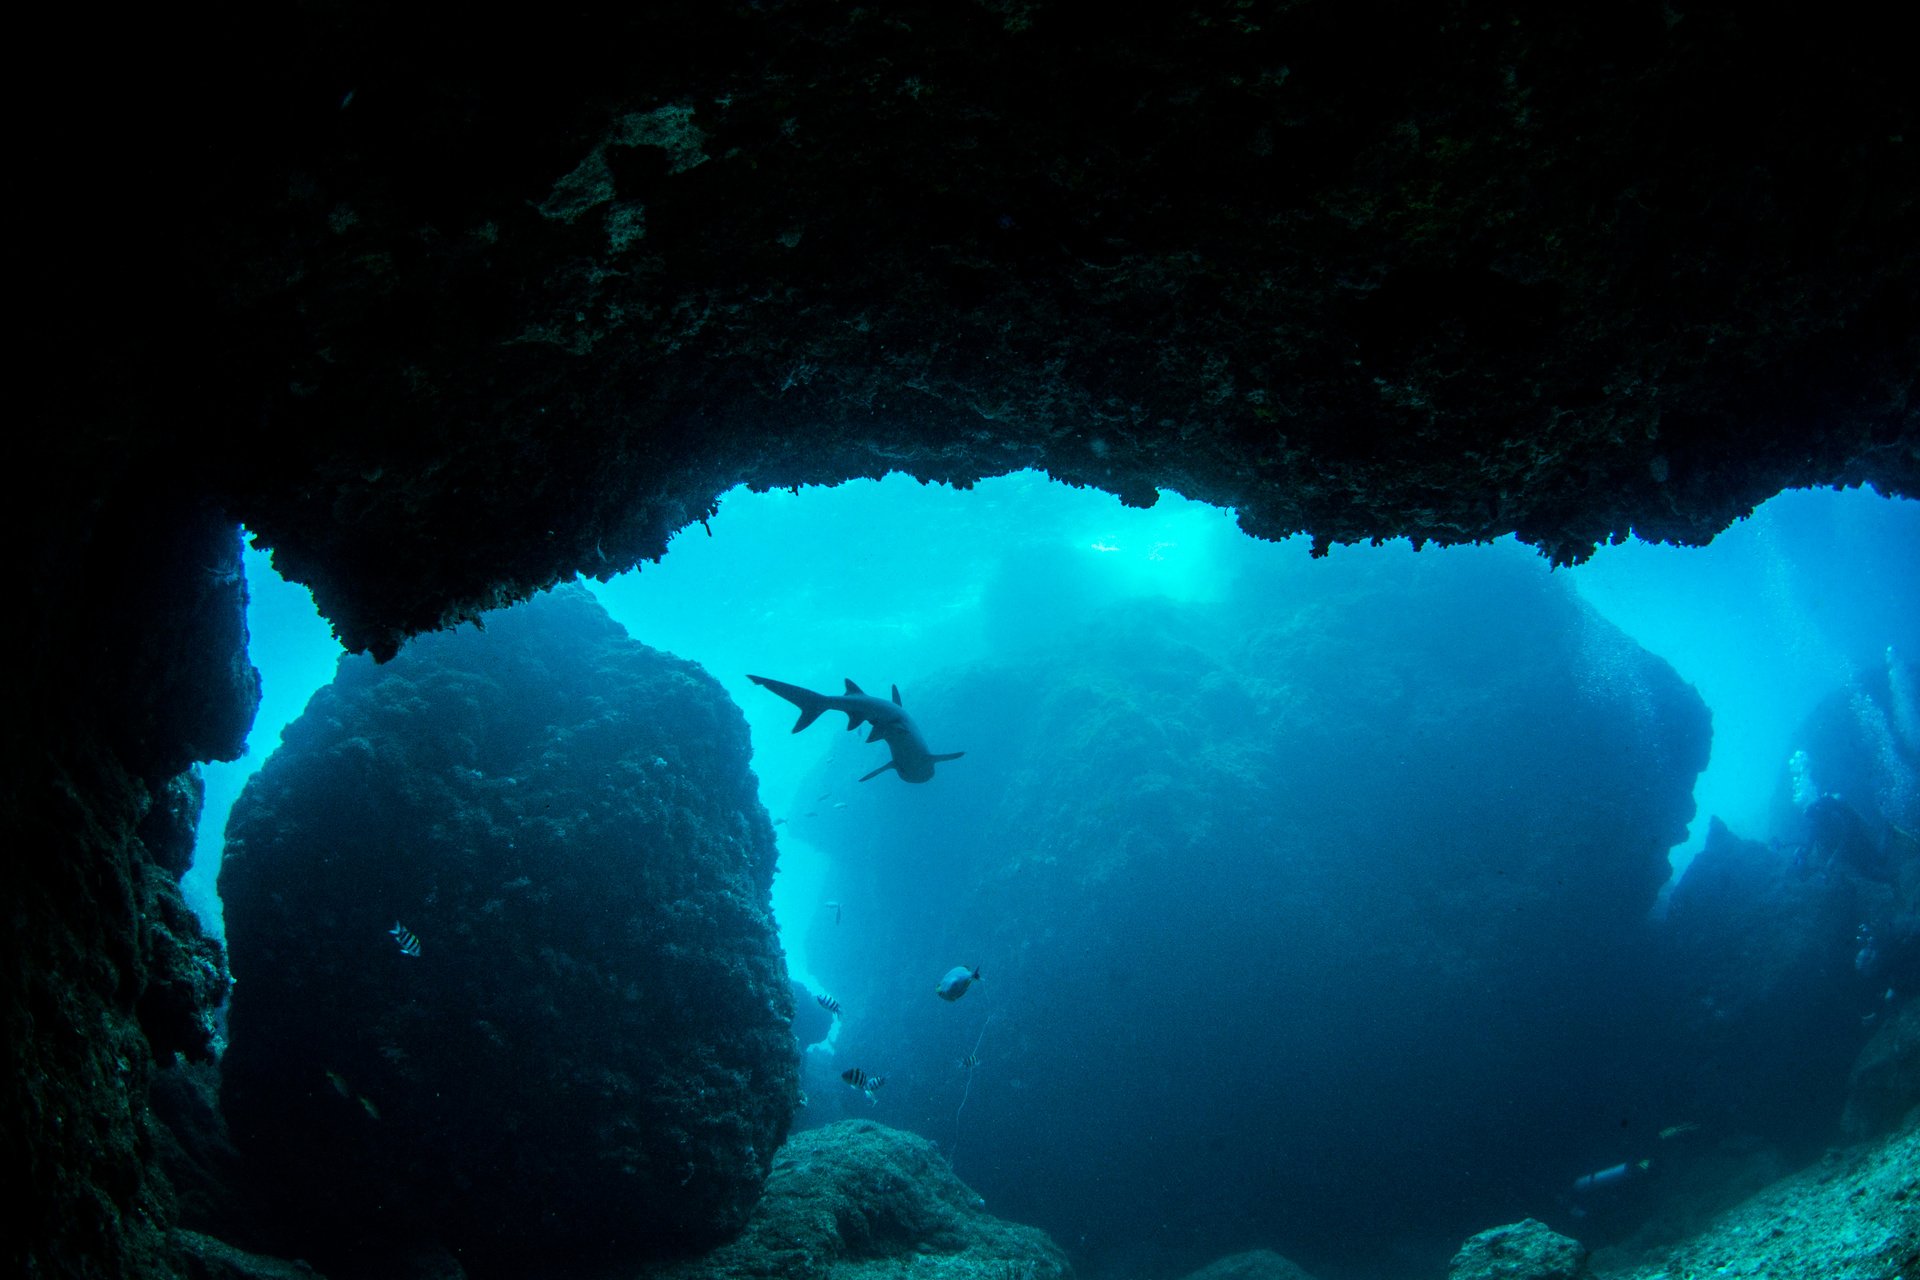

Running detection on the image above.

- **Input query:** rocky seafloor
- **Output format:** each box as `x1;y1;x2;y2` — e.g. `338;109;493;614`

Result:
157;1109;1919;1280
1585;1114;1919;1280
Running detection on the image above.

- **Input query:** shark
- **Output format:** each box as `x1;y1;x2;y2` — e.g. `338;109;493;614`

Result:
747;675;965;783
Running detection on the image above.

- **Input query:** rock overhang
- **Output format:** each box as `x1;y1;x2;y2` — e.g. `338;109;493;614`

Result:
18;2;1916;662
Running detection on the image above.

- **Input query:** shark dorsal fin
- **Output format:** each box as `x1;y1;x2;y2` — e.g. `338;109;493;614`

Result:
845;678;864;696
891;685;903;706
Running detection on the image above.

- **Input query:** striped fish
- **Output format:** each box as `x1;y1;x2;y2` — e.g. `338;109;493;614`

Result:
389;922;422;957
840;1067;885;1094
816;994;842;1016
959;1052;980;1070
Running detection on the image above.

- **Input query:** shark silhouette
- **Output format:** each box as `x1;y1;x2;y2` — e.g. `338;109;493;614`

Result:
747;675;965;783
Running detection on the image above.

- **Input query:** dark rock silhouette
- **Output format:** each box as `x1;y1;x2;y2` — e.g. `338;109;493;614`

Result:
218;585;795;1274
1662;818;1865;1145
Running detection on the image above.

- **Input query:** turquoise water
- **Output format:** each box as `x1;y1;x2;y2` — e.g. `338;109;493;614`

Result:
192;474;1917;957
189;473;1917;1278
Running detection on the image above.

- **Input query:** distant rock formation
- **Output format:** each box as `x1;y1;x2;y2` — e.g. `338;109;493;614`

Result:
218;585;795;1274
1844;998;1920;1140
1660;818;1865;1143
649;1120;1067;1280
799;545;1709;1276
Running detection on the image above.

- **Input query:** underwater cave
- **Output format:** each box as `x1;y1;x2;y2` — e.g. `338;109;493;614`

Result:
8;4;1918;1280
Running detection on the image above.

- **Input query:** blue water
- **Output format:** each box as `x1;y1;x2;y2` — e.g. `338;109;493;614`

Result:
189;473;1919;1278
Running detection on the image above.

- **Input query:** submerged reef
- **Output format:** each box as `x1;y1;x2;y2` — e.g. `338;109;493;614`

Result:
800;545;1709;1277
217;585;794;1273
645;1120;1068;1280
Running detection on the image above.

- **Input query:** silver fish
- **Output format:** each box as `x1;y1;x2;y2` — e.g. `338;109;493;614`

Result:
935;965;980;1002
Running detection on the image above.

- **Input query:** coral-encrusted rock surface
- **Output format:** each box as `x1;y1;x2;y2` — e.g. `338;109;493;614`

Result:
799;544;1709;1277
1592;1118;1920;1280
1449;1220;1590;1280
2;511;256;1280
646;1120;1068;1280
218;585;795;1274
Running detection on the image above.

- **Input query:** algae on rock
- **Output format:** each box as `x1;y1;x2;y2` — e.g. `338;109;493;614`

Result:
650;1120;1069;1280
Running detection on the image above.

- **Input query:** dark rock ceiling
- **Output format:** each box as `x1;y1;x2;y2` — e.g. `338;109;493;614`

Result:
23;3;1919;660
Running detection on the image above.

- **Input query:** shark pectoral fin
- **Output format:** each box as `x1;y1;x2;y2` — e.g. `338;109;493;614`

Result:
858;761;897;782
891;685;903;706
931;751;965;764
844;678;865;695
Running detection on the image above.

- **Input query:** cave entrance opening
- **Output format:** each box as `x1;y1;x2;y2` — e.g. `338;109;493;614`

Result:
189;473;1918;987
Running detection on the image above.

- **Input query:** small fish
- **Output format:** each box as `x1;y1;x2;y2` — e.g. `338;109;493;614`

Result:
1658;1122;1698;1141
832;801;848;810
825;901;842;924
358;1095;381;1120
325;1070;351;1097
389;922;423;957
797;1090;810;1108
841;1067;886;1095
816;994;842;1016
959;1052;980;1070
936;965;982;1002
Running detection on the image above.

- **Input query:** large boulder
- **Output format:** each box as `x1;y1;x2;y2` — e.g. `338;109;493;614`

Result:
797;543;1708;1277
218;584;796;1274
648;1120;1068;1280
1448;1220;1588;1280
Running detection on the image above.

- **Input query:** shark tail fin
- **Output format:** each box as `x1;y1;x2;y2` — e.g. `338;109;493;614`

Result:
858;760;898;782
748;675;830;733
930;751;966;764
